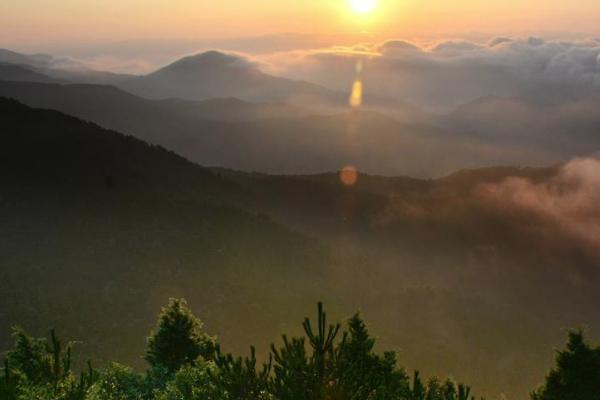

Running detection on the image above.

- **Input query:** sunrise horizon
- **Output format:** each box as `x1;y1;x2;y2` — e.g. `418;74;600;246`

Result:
2;1;600;400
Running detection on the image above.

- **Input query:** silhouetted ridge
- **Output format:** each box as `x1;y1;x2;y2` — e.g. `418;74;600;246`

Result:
0;64;62;83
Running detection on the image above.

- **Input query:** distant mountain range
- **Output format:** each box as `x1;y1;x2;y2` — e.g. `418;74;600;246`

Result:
3;41;600;400
2;47;599;177
0;64;65;84
0;47;420;114
0;48;135;85
0;48;54;68
440;94;600;155
0;79;563;177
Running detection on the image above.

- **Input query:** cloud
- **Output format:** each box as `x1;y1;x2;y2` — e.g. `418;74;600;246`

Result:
478;157;600;253
488;37;513;47
259;37;600;111
377;40;421;54
39;35;600;111
67;56;156;75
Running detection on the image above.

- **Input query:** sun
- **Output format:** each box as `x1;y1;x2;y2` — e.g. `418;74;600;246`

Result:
350;0;377;14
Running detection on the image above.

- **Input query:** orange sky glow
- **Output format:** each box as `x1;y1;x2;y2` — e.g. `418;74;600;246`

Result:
2;0;600;48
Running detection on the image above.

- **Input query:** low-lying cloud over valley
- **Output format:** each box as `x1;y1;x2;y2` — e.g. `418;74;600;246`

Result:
259;36;600;110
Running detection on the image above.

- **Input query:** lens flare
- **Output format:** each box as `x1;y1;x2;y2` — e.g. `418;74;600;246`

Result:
349;59;364;108
349;80;363;108
340;166;359;186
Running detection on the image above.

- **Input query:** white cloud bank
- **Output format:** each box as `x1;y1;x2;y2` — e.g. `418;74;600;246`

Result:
259;37;600;111
480;157;600;253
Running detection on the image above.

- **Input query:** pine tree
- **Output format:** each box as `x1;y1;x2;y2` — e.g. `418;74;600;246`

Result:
426;378;444;400
146;298;216;373
337;313;410;400
212;345;271;400
411;371;426;400
442;379;457;400
531;330;600;400
457;384;472;400
303;302;342;399
47;328;73;391
270;335;313;400
5;327;49;385
0;360;20;400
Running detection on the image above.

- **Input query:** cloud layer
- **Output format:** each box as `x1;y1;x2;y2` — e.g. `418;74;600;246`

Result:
35;36;600;111
479;157;600;257
259;37;600;110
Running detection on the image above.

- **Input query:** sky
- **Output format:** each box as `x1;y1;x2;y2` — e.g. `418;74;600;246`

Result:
1;0;600;105
2;0;600;49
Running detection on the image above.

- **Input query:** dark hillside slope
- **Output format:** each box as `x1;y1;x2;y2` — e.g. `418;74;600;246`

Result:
0;64;64;83
0;98;329;366
2;99;599;398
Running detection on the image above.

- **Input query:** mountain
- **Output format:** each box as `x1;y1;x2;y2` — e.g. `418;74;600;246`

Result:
441;94;600;155
0;80;311;134
121;50;422;115
0;97;328;371
42;66;136;85
2;98;600;399
0;80;553;178
0;79;311;121
0;48;54;68
0;48;136;85
0;47;422;116
0;64;64;83
122;50;346;106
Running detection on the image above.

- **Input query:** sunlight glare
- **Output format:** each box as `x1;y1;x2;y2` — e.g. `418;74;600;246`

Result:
350;0;377;14
349;80;363;108
349;60;364;108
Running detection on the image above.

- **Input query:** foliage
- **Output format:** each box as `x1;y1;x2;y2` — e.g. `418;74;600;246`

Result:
10;299;596;400
5;327;53;385
156;360;228;400
336;314;410;400
0;359;22;400
86;363;146;400
145;298;216;374
1;328;96;400
531;330;600;400
212;346;271;400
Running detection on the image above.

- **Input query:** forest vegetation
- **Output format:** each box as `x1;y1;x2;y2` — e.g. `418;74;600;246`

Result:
2;299;599;400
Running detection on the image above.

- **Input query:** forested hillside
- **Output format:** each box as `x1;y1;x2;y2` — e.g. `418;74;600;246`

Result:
1;99;599;398
0;97;330;368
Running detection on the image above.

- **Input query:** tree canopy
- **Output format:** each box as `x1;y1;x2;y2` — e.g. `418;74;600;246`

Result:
2;300;597;400
531;330;600;400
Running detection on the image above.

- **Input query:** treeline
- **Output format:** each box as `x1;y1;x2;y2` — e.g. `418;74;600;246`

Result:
1;299;599;400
